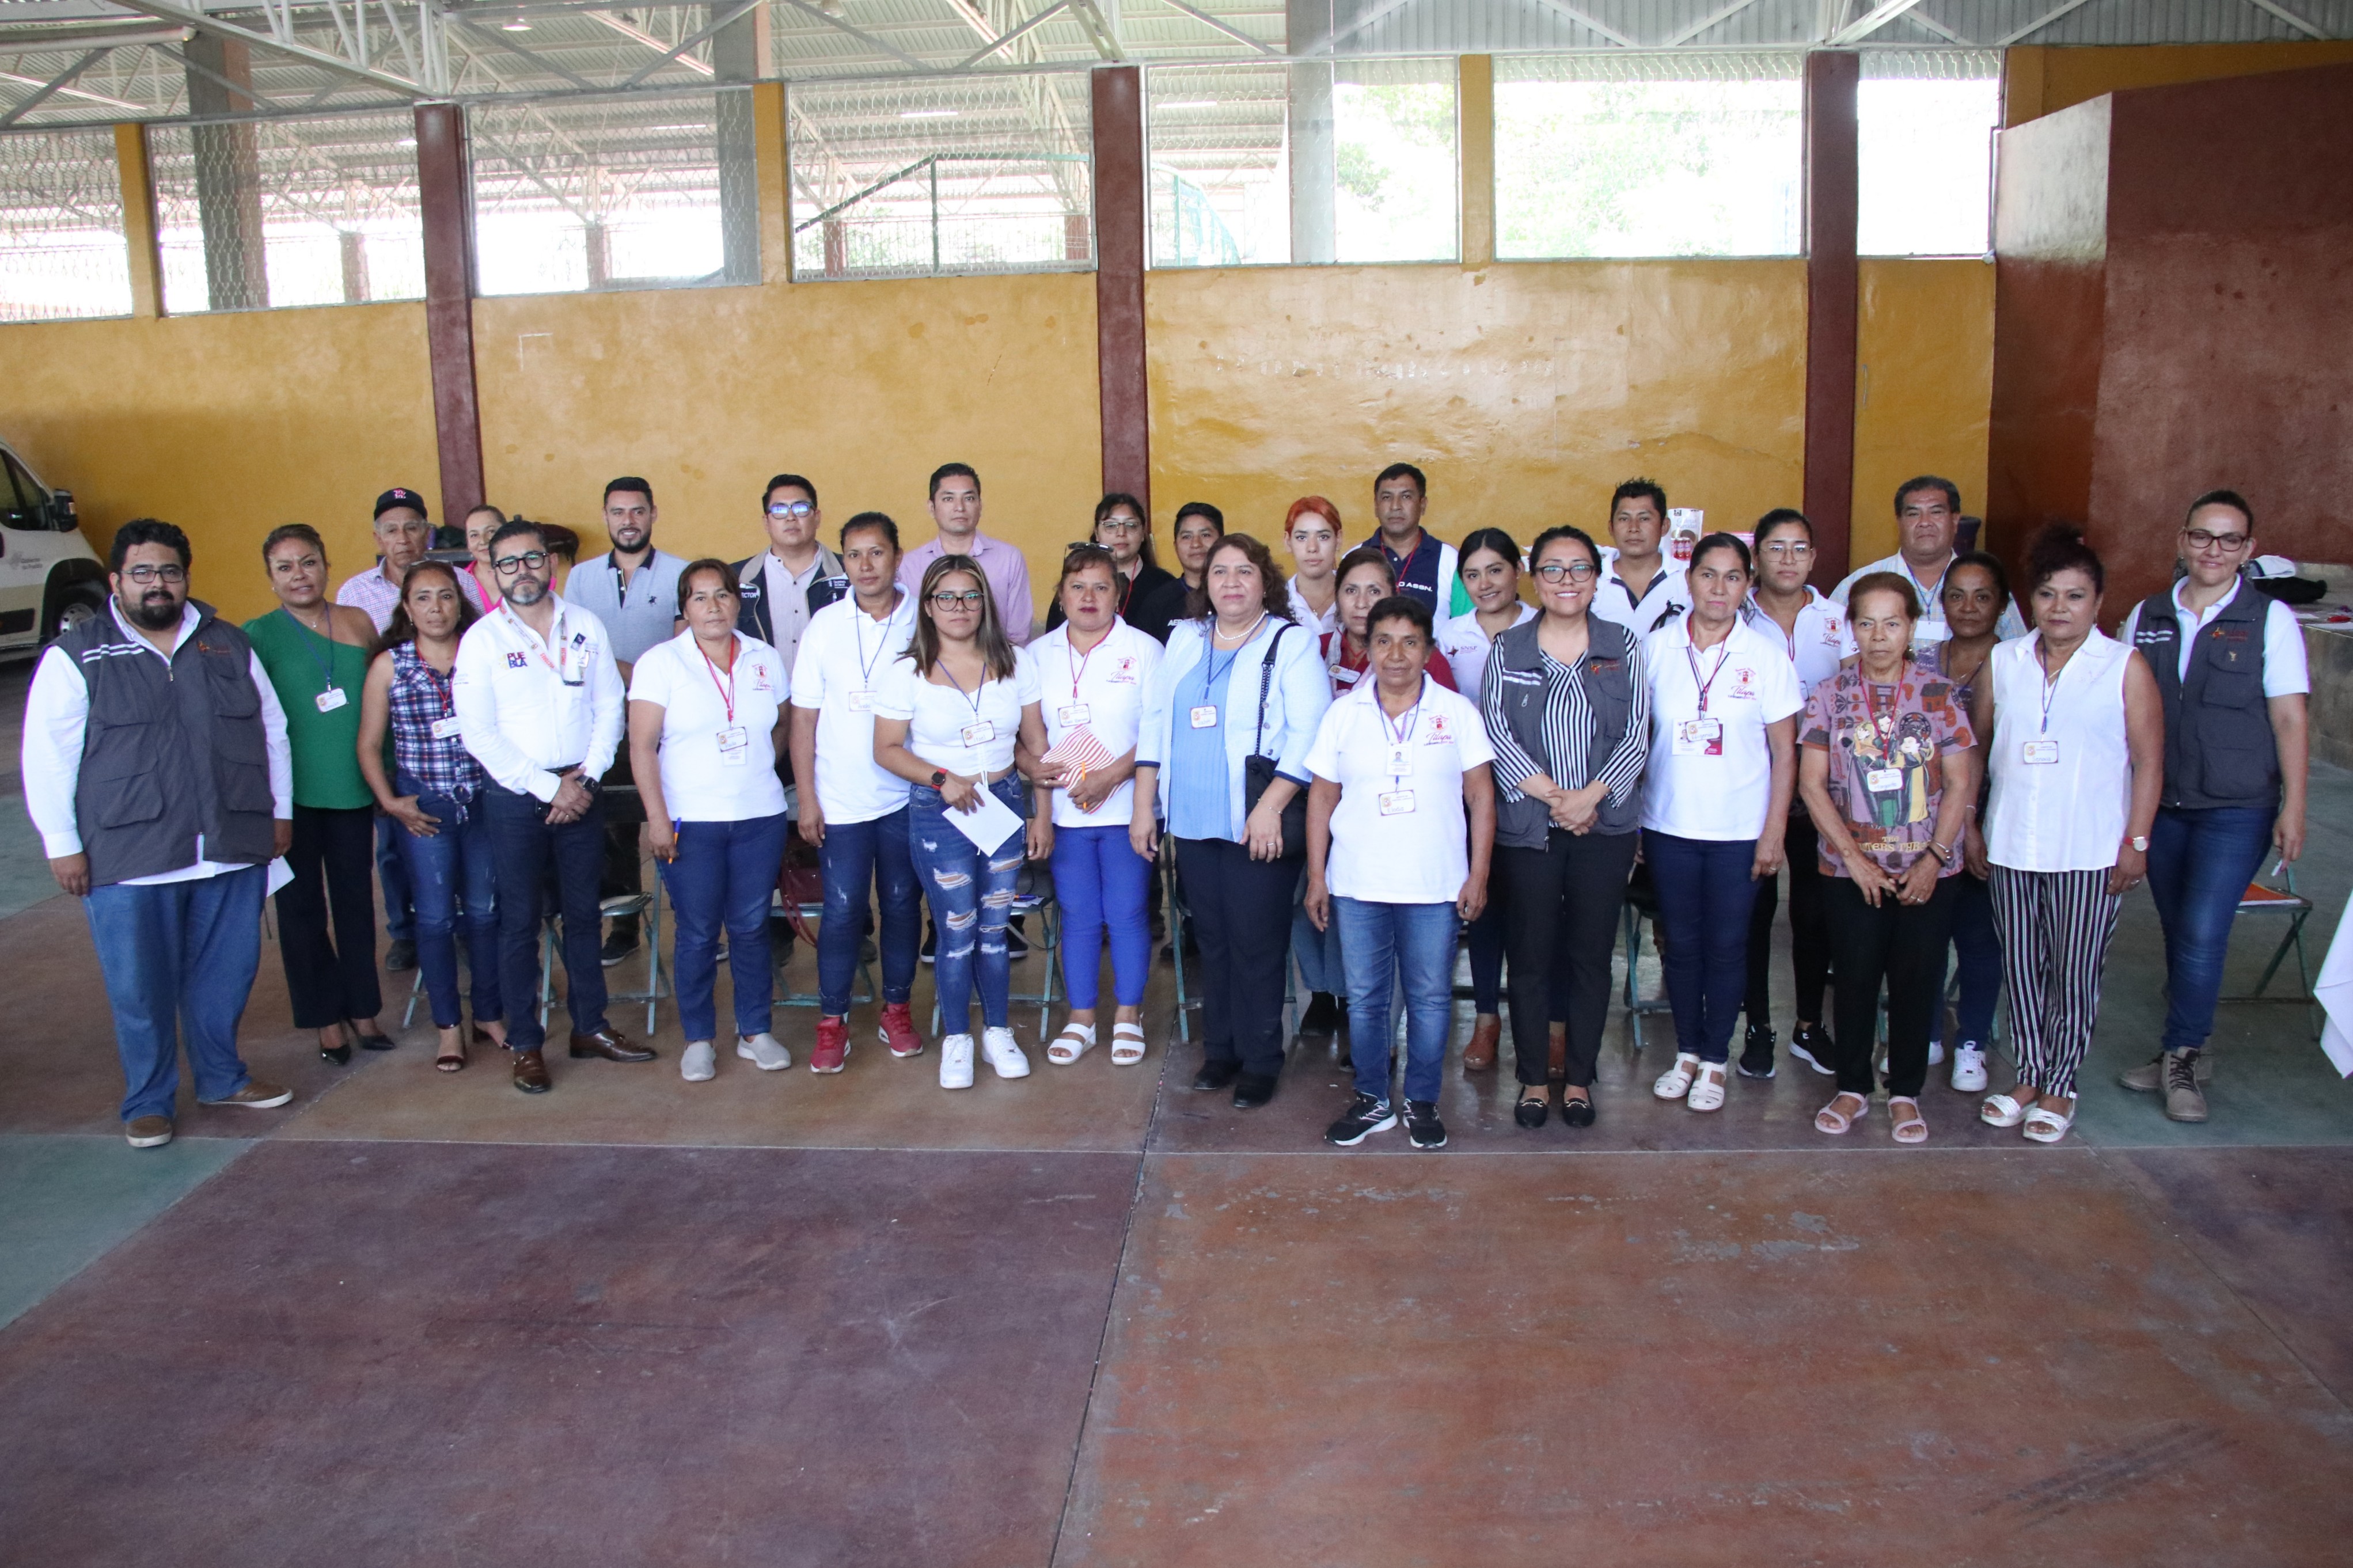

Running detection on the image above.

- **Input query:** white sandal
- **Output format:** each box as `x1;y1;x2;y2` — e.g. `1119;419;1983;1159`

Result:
1686;1062;1727;1113
1815;1092;1868;1135
1110;1022;1147;1066
1653;1053;1701;1101
1980;1092;2031;1127
2022;1104;2075;1144
1046;1022;1096;1066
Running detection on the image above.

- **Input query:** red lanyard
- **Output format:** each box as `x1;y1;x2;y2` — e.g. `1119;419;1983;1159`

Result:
1067;627;1105;703
700;639;739;723
503;606;576;684
1684;622;1732;713
1862;671;1900;741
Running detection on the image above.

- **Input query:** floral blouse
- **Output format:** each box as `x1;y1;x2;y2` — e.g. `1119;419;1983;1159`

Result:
1800;666;1975;879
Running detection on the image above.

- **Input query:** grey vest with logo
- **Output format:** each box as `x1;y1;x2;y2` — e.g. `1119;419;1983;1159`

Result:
60;601;276;888
2130;579;2280;812
1487;616;1643;849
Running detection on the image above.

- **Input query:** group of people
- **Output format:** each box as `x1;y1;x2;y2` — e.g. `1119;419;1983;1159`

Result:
23;461;2309;1156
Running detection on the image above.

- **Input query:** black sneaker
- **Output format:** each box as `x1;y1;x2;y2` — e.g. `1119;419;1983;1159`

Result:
1007;918;1029;959
1737;1023;1777;1080
599;928;639;968
384;939;416;974
1299;992;1339;1036
920;925;937;965
1403;1100;1447;1149
1325;1093;1397;1146
1787;1022;1835;1077
1191;1060;1242;1092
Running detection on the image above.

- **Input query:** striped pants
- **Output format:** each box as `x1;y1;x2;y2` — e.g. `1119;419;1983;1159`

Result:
1990;866;2122;1099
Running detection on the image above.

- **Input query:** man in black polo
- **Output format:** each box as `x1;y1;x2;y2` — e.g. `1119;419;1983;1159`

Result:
21;519;297;1148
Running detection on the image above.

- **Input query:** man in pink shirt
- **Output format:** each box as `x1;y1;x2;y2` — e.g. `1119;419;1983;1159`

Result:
895;462;1035;646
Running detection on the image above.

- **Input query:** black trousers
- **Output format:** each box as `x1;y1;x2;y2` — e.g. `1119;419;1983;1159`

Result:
599;754;645;937
1822;874;1959;1099
275;803;383;1030
1746;808;1829;1026
1496;829;1639;1088
1175;836;1301;1079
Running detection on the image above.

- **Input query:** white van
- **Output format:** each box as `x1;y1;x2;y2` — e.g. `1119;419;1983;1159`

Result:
0;439;107;656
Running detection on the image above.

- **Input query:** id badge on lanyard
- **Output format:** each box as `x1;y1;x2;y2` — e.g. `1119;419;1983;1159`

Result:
1673;718;1724;756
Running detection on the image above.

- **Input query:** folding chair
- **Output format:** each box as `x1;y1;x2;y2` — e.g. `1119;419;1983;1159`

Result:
1618;865;1672;1056
928;868;1061;1037
771;835;874;1011
2222;865;2321;1039
542;884;664;1037
1163;841;1297;1046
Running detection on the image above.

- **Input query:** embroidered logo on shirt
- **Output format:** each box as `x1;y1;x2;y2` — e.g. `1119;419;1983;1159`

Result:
1109;658;1137;684
505;652;529;669
1728;667;1758;699
1424;713;1453;745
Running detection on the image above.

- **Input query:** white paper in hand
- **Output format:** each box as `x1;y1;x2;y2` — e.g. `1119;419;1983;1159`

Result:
946;785;1024;854
266;856;295;897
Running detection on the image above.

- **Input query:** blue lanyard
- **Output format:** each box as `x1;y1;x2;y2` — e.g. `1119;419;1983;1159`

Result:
279;607;343;694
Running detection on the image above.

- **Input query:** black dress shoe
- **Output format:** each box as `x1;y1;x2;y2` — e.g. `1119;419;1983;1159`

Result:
384;939;416;974
355;1030;397;1052
1514;1093;1547;1129
320;1041;353;1066
1232;1073;1278;1110
512;1049;551;1094
570;1027;656;1063
1299;992;1339;1036
1561;1092;1596;1128
1191;1060;1242;1092
599;928;640;968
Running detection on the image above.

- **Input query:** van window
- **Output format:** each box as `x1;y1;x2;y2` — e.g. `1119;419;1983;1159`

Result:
1;450;45;528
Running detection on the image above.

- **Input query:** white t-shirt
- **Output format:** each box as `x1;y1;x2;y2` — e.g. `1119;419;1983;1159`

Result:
1031;618;1163;829
1744;587;1846;703
1639;613;1803;841
790;591;918;825
627;630;788;823
2119;583;2310;697
1305;677;1496;905
874;644;1042;776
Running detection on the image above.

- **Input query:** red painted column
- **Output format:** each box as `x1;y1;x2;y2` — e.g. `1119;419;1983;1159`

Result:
415;101;485;524
1091;66;1149;510
1802;50;1859;587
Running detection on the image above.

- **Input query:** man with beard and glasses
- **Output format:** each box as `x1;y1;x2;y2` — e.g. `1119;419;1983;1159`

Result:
22;519;297;1149
564;477;688;966
454;519;649;1094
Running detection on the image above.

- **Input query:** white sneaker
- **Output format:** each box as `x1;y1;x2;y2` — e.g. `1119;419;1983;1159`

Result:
1951;1042;1988;1094
1929;1038;1946;1067
681;1041;716;1083
981;1026;1031;1080
737;1032;792;1072
940;1033;976;1089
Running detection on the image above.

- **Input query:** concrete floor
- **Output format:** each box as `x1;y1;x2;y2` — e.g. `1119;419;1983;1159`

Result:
5;656;2353;1565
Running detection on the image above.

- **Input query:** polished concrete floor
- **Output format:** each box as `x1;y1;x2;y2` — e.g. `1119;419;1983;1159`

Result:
5;656;2353;1566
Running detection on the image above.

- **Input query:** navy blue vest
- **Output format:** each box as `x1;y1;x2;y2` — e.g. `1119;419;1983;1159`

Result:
2130;579;2281;811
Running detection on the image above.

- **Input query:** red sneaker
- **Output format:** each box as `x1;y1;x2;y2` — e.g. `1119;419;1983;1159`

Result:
811;1016;849;1074
879;1001;924;1059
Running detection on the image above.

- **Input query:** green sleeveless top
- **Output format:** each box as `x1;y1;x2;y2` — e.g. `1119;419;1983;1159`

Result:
244;608;374;810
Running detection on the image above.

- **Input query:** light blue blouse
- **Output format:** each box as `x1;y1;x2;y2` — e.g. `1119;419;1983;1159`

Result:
1167;647;1240;842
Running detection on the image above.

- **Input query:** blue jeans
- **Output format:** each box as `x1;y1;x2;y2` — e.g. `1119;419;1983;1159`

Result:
394;773;502;1030
375;810;415;944
1936;869;2001;1046
1335;897;1460;1104
2147;804;2277;1051
909;779;1026;1034
1051;823;1152;1009
1644;830;1763;1065
818;807;922;1018
484;785;607;1053
659;811;790;1042
1292;886;1346;998
83;864;265;1122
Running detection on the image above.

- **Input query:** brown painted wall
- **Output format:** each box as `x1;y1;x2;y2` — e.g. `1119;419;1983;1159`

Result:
2005;41;2353;126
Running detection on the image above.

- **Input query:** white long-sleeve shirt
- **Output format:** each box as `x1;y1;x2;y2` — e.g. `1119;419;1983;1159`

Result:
21;599;293;883
451;599;625;801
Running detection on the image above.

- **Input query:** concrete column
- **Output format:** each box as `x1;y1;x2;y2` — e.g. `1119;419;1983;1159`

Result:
414;101;483;523
183;35;267;311
338;229;369;303
1287;59;1335;265
112;122;162;319
711;1;764;286
1802;50;1859;587
752;79;791;284
1458;54;1494;268
1092;65;1150;508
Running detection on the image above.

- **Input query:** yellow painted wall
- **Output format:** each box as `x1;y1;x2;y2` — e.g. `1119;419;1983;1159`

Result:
2005;41;2353;126
472;271;1101;622
1145;260;1808;555
0;302;439;625
1851;258;1996;564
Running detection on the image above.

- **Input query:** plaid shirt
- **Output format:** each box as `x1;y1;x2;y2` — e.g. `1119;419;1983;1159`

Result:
388;641;483;804
337;563;489;633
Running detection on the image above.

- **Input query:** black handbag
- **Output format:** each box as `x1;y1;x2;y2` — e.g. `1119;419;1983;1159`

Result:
1242;623;1309;859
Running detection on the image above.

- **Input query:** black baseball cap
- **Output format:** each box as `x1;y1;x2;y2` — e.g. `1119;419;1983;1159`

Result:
373;487;428;521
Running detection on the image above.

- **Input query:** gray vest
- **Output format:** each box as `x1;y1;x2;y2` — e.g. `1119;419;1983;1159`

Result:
1486;616;1644;849
2130;579;2280;812
62;601;276;888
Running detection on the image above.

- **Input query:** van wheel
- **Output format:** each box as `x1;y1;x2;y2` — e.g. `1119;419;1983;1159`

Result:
45;583;105;644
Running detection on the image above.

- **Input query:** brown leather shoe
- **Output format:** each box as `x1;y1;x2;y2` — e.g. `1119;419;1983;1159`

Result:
1463;1014;1501;1072
200;1079;293;1109
511;1049;552;1094
1548;1022;1567;1083
569;1027;655;1063
125;1114;174;1148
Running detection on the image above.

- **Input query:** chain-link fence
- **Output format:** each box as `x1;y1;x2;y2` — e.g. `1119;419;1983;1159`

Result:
471;90;761;297
790;74;1091;280
148;111;424;314
0;128;133;322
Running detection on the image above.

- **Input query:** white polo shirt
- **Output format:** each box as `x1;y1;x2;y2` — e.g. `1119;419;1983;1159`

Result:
1639;613;1802;841
1030;617;1163;829
628;630;788;823
1304;677;1496;905
453;600;625;802
1436;601;1536;706
1286;575;1341;640
1744;587;1846;703
1833;550;2028;651
2119;582;2310;696
874;645;1042;777
790;591;919;825
1591;552;1690;639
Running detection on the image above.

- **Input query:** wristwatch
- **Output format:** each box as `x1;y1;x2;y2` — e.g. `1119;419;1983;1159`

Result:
929;769;950;788
2127;834;2149;852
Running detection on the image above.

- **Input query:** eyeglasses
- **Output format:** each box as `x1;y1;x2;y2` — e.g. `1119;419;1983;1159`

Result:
1534;560;1599;584
122;564;187;584
930;589;986;609
1096;517;1143;535
492;551;550;575
2182;527;2250;553
767;500;815;519
1761;541;1813;559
